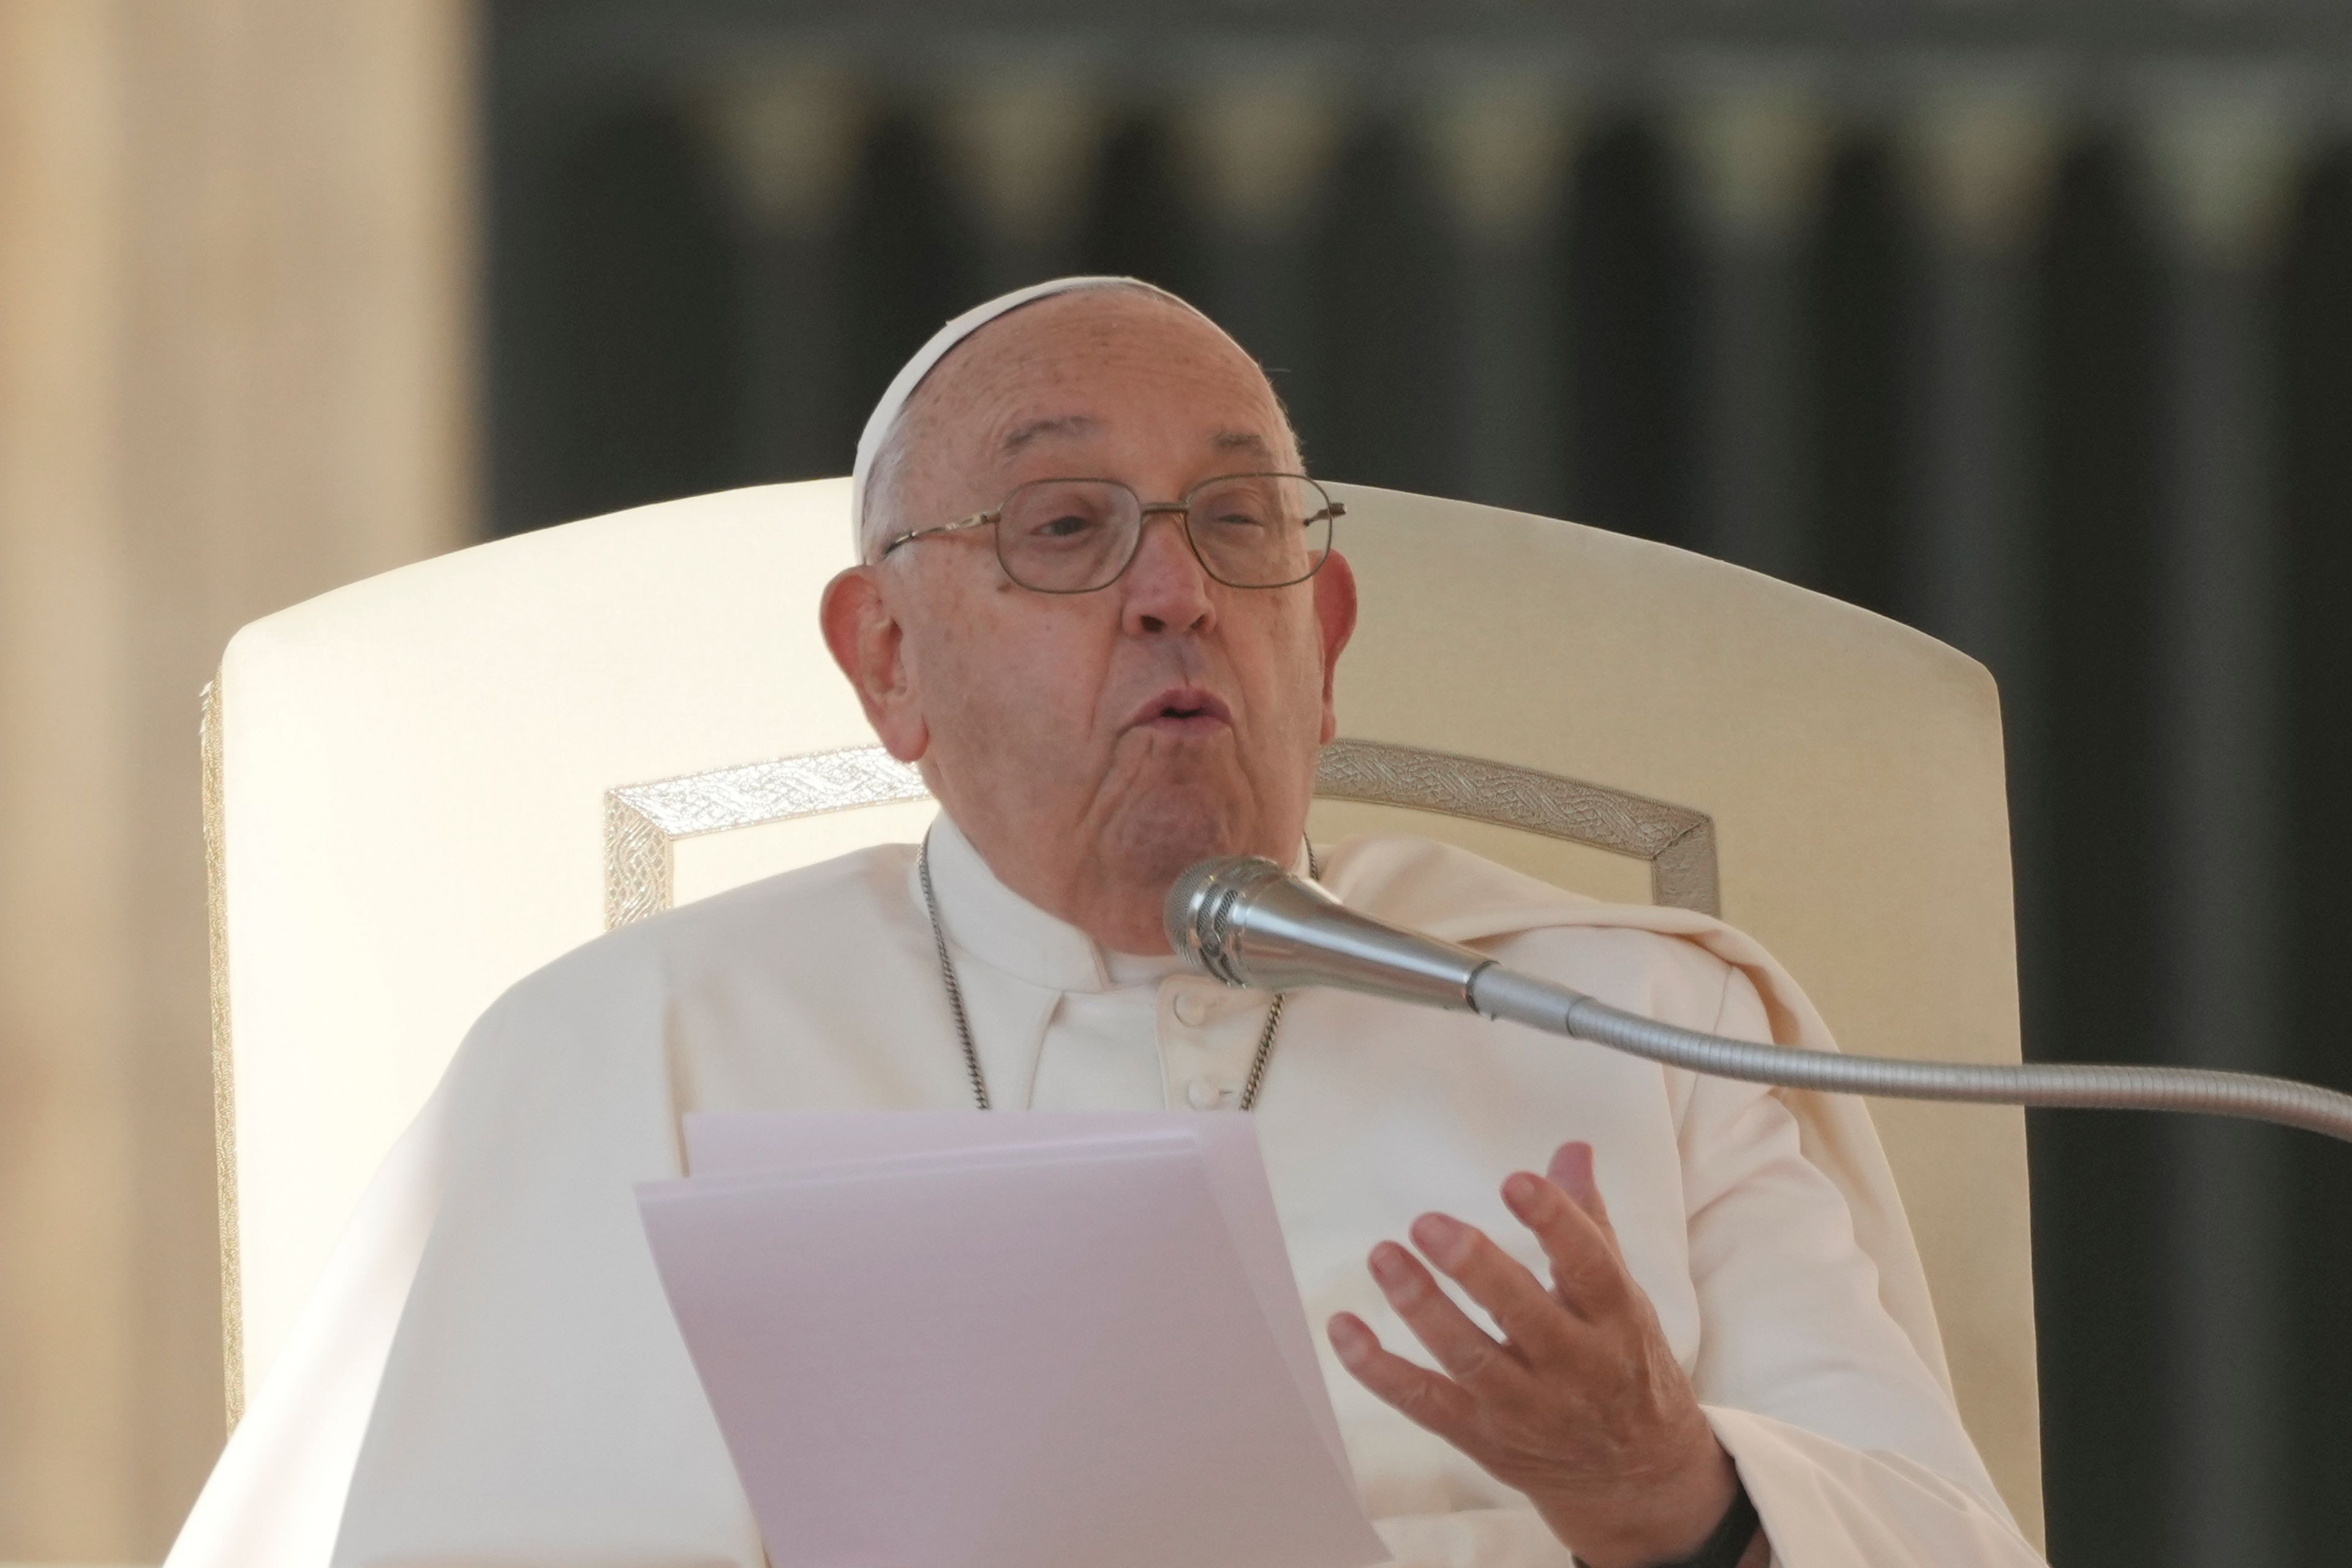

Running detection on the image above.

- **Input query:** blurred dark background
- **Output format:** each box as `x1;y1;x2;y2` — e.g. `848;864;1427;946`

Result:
484;4;2351;1564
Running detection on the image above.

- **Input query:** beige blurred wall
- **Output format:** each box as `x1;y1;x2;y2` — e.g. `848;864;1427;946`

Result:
0;1;475;1556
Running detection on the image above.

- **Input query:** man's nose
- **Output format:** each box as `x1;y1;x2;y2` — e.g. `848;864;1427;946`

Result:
1120;510;1216;637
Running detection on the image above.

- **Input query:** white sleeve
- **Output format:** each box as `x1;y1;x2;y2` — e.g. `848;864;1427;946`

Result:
162;1082;450;1568
164;971;764;1568
1679;970;2045;1567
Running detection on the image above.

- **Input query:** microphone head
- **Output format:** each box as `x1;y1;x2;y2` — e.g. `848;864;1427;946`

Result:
1166;851;1491;1007
1165;856;1291;986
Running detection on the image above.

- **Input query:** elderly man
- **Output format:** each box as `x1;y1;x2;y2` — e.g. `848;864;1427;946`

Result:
167;277;2045;1568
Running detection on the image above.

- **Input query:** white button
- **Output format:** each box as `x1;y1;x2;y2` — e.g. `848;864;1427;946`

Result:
1173;990;1213;1027
1186;1076;1232;1110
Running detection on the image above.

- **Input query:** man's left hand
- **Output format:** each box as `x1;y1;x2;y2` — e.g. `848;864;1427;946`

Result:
1329;1140;1754;1568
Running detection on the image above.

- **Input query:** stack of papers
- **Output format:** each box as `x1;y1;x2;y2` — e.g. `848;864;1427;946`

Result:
637;1110;1389;1568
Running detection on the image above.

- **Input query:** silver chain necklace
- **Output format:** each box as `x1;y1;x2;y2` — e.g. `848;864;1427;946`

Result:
917;834;1317;1112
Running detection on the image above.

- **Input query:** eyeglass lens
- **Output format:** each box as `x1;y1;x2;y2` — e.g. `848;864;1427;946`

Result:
994;475;1334;592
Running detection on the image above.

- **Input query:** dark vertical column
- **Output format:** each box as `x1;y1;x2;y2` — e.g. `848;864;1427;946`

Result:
1683;91;1828;579
1177;85;1339;458
1907;97;2051;717
1803;136;1919;618
2023;137;2171;1568
529;101;748;530
702;70;863;484
937;80;1100;295
1303;118;1466;497
2274;144;2352;1564
1559;118;1703;550
2146;102;2296;1568
1427;83;1572;517
832;110;983;462
1076;118;1214;307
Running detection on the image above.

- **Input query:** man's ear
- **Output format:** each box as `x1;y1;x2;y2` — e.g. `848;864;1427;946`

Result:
1311;549;1358;746
820;565;929;763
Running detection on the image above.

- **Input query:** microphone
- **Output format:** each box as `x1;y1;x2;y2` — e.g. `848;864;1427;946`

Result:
1166;855;1494;1010
1166;855;2352;1144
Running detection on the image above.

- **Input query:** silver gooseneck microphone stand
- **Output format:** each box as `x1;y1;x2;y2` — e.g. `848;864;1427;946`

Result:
1166;856;2352;1145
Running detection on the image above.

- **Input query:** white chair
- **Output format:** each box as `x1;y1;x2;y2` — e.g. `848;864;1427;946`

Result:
203;476;2042;1542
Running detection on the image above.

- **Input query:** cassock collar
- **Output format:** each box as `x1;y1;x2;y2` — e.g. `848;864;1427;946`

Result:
920;814;1119;993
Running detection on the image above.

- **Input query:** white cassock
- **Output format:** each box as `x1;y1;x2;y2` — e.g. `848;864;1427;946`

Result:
168;821;2046;1568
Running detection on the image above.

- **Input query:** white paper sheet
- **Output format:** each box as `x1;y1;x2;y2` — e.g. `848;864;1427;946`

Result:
638;1111;1387;1568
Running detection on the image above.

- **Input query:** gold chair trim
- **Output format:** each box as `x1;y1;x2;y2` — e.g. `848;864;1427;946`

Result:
1313;739;1719;915
202;676;245;1430
602;739;1717;929
604;747;932;928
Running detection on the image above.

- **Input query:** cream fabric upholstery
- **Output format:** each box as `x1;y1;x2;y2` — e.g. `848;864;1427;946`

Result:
206;476;2040;1539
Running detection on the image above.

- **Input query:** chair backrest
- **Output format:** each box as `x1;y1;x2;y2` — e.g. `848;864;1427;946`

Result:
206;478;2040;1537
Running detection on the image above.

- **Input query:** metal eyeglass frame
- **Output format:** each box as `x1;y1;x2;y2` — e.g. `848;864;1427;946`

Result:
875;471;1344;593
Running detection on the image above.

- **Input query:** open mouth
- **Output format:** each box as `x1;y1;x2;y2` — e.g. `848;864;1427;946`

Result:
1129;685;1233;734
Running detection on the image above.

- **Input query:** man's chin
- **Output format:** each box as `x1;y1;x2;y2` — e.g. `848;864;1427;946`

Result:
1090;742;1308;886
1101;796;1253;888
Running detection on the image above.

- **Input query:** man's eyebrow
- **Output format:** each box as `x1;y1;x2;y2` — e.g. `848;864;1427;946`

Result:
999;415;1101;456
1210;429;1278;459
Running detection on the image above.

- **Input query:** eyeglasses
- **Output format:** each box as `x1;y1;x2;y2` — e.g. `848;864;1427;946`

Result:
877;472;1342;594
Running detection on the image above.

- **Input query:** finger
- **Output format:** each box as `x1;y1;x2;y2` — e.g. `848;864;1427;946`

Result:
1408;1212;1580;1363
1502;1166;1630;1321
1327;1311;1485;1446
1368;1239;1530;1396
1547;1140;1623;1251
